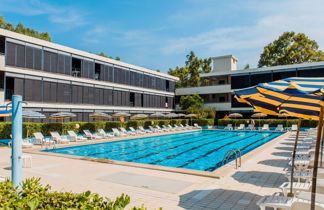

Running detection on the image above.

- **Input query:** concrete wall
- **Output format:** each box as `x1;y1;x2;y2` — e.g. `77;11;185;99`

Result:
175;84;231;95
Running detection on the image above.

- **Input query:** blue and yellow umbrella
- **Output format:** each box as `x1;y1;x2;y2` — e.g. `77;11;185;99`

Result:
130;114;147;120
89;112;112;119
234;77;324;120
0;105;12;117
23;111;46;137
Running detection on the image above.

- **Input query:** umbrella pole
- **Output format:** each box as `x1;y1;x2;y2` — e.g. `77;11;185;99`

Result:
310;105;324;210
287;118;301;197
321;124;324;167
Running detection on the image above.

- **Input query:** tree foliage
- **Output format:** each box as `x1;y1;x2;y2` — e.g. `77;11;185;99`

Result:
179;94;204;110
0;177;153;209
97;52;121;61
168;51;211;87
0;15;51;41
258;32;324;67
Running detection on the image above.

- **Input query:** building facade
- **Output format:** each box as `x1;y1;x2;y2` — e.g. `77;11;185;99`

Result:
0;29;178;122
175;55;324;119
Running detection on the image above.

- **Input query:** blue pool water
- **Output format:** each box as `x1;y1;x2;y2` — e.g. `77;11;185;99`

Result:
45;130;283;171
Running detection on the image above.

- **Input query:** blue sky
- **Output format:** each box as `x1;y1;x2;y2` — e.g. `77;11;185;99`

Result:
0;0;323;72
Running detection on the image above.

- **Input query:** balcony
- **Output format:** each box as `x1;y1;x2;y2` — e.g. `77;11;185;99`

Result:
175;84;231;95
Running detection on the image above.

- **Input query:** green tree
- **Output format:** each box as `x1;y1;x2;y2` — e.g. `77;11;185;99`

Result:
179;94;204;110
258;32;324;67
244;64;250;69
168;51;212;87
97;52;121;61
0;15;51;41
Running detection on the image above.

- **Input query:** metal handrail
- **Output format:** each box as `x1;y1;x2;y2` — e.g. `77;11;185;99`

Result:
222;148;242;169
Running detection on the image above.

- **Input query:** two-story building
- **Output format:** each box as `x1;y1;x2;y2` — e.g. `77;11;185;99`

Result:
0;29;178;122
175;55;324;119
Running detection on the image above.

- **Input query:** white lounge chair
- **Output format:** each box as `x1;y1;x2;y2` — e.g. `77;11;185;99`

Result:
155;125;166;132
180;124;189;130
224;124;233;130
112;128;127;136
275;124;284;131
120;127;136;135
162;125;172;131
173;125;184;130
9;135;33;148
185;124;194;129
167;124;178;131
97;129;114;137
261;124;270;131
194;123;202;129
139;126;152;133
246;124;255;130
257;192;324;210
83;130;102;140
291;124;298;131
50;132;70;144
67;131;87;142
129;127;145;135
237;124;245;130
33;132;55;149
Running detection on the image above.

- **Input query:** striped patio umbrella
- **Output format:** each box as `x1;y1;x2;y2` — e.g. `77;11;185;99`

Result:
251;113;267;128
89;112;112;119
165;113;178;118
23;111;46;138
49;112;76;134
150;112;165;117
130;114;148;120
177;113;185;117
0;105;12;117
234;77;324;206
185;113;197;118
113;112;130;122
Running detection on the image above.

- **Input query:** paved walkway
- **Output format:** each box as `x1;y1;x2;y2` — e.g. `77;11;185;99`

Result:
0;132;292;210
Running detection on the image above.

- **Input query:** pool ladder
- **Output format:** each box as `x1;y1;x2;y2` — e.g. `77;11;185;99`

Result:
222;148;242;169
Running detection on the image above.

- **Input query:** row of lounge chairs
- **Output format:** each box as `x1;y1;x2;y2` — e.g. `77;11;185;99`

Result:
224;124;298;131
257;128;324;210
14;123;202;149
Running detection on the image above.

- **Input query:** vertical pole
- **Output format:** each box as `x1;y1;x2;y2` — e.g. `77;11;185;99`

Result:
287;118;301;197
311;105;324;210
11;95;23;189
320;124;324;167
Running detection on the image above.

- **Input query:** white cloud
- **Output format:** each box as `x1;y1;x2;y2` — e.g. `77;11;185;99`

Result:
159;0;324;68
0;0;87;28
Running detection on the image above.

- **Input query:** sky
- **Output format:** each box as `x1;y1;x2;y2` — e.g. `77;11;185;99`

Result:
0;0;323;73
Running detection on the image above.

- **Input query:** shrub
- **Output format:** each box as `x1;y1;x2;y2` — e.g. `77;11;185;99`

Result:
0;178;149;209
192;119;214;126
105;121;125;131
217;119;318;127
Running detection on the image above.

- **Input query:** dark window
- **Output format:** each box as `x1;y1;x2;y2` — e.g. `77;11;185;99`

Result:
16;44;25;68
57;54;65;74
113;90;118;106
64;55;71;75
298;68;324;77
34;48;42;70
44;81;57;103
72;85;83;104
5;77;14;100
94;88;100;105
43;51;51;72
95;63;101;80
169;81;175;92
82;60;89;78
218;80;225;85
250;73;272;86
130;92;135;107
6;42;16;66
83;86;89;104
88;61;94;79
72;58;81;77
25;46;34;69
114;67;119;83
24;79;33;101
104;89;113;105
231;75;250;89
0;36;5;54
88;87;94;104
166;80;170;91
219;96;226;102
57;83;71;103
109;66;114;82
14;78;24;96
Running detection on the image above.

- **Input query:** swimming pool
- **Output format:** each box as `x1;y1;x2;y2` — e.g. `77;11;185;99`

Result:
45;130;283;172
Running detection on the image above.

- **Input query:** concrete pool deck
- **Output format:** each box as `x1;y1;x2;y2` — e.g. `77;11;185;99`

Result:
0;131;291;209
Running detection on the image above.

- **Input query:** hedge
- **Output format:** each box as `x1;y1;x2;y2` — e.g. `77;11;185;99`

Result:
217;119;317;127
0;177;150;209
0;118;214;139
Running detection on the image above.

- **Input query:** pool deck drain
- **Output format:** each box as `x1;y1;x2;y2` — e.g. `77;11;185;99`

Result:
0;130;291;209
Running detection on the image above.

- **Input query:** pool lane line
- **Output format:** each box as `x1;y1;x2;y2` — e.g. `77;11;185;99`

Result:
133;132;254;163
98;131;227;159
176;133;260;168
204;134;276;171
84;131;222;157
61;131;204;156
